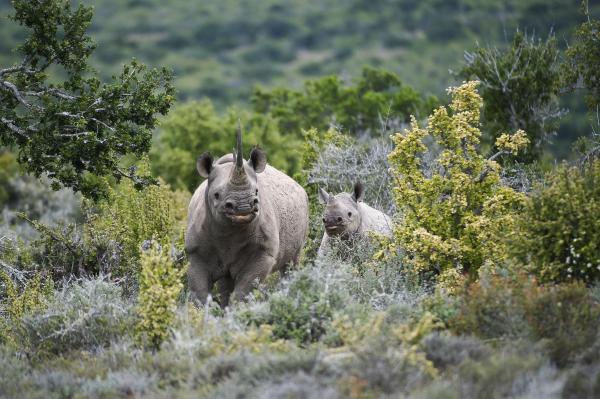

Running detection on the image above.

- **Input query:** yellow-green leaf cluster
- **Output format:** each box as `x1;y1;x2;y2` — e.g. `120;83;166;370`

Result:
135;242;187;349
0;271;53;345
85;167;189;278
388;81;527;286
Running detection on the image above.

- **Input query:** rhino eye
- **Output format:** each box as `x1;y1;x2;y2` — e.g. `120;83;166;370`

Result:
348;212;352;217
255;189;258;195
214;193;220;200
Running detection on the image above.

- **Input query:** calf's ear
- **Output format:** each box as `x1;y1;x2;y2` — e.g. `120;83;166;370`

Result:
249;147;267;173
318;187;330;204
352;181;365;202
196;152;213;178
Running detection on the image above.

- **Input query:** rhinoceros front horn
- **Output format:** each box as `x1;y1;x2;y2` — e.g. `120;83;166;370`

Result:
230;119;249;186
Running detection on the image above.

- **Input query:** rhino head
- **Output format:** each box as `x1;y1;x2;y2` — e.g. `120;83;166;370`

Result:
196;122;267;225
318;182;364;237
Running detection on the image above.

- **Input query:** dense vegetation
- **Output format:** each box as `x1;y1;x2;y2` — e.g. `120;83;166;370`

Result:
2;0;600;398
1;0;599;159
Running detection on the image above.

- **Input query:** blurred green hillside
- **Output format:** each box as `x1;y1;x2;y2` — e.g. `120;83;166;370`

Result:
1;0;598;157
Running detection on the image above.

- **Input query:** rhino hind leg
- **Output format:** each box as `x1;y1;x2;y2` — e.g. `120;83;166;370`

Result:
216;275;235;308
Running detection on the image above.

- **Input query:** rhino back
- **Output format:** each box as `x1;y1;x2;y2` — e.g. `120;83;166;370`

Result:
358;202;393;236
259;165;309;267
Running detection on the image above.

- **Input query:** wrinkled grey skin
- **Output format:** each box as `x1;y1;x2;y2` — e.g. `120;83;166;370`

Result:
317;182;392;258
185;128;308;307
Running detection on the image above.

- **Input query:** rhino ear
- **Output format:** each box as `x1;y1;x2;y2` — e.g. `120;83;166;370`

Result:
318;187;330;204
196;152;213;178
249;147;267;173
352;181;365;202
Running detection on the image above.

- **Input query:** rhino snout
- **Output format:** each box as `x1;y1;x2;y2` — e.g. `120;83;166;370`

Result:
223;196;260;215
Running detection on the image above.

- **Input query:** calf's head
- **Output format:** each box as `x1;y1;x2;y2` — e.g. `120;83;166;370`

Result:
196;123;267;225
318;182;364;237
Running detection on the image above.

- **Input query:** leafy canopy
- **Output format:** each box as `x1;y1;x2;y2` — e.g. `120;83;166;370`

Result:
460;32;563;161
252;67;437;138
0;0;174;198
151;101;302;193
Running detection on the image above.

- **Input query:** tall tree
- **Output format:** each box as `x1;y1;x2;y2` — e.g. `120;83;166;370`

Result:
460;32;564;161
0;0;174;198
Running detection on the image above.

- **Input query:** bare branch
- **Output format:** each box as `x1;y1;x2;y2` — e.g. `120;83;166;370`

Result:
0;117;30;139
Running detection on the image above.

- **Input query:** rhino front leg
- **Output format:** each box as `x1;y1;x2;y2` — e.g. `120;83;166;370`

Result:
231;254;276;303
216;275;235;308
187;252;213;305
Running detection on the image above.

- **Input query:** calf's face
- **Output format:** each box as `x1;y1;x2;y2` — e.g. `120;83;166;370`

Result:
318;182;364;237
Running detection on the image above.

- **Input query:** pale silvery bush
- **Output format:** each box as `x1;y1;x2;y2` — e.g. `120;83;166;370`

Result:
18;277;134;355
309;138;396;215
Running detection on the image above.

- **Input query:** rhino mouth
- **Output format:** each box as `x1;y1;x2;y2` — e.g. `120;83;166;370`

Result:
226;210;258;224
325;224;345;235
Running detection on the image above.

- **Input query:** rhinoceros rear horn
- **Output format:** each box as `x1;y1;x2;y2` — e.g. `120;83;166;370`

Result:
318;187;330;204
196;152;213;178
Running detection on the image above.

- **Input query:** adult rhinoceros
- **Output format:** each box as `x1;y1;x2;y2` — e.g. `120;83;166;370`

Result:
185;125;308;306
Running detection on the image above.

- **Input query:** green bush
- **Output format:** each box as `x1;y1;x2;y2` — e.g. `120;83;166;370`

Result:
135;241;186;350
525;282;600;366
450;274;600;367
460;31;563;160
86;175;189;279
563;3;600;112
0;150;19;207
151;100;301;192
512;161;600;283
19;174;189;285
0;271;53;345
243;268;345;344
252;66;437;139
449;274;532;340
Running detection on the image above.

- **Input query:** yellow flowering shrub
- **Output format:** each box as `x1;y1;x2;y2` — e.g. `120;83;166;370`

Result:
135;242;187;349
388;81;528;285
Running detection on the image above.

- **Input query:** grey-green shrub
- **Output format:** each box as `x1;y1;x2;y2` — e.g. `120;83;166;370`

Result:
18;277;134;355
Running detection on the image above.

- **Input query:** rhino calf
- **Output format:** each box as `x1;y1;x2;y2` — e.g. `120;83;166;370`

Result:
185;126;308;306
317;182;392;257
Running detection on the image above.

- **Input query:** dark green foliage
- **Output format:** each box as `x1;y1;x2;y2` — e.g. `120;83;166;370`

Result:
450;274;600;368
512;161;600;283
243;270;345;344
460;32;563;160
0;0;174;198
0;150;19;207
450;275;532;340
252;67;437;138
564;2;600;112
525;283;600;367
151;101;301;193
421;333;491;371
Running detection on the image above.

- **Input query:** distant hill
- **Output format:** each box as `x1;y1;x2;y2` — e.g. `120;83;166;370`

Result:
1;0;598;158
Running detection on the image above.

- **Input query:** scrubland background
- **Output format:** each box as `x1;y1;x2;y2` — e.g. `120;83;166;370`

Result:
1;0;600;398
